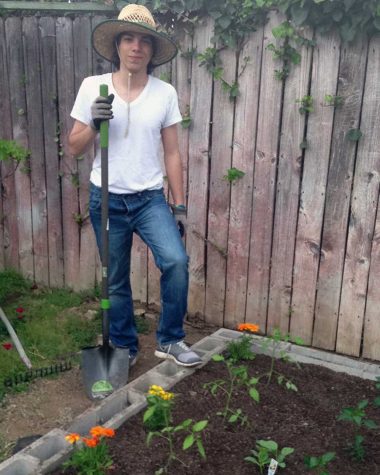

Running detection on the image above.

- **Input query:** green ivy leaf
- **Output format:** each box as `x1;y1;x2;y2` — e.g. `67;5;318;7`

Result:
291;4;309;25
347;128;362;141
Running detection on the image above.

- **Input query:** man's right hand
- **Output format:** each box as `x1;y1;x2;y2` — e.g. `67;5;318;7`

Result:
90;94;114;131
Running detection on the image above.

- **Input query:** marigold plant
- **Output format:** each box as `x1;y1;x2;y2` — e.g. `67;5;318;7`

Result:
237;323;260;333
63;425;115;475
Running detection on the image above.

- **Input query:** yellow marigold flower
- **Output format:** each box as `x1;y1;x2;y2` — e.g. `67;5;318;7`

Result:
148;385;174;400
237;323;260;333
82;436;99;448
65;433;80;444
89;426;115;438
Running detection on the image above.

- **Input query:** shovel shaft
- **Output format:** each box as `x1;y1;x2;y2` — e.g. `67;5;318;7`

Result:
100;84;110;346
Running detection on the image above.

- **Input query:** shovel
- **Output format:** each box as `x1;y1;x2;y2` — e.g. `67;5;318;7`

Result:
81;84;130;400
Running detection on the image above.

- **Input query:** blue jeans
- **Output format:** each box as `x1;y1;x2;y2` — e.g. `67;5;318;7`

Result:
89;183;189;354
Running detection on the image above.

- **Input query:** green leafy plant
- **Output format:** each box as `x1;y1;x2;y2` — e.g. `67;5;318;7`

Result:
337;399;378;461
304;451;336;474
259;328;303;391
181;105;192;129
204;353;259;425
0;139;30;176
374;376;380;408
324;94;343;107
245;439;294;474
296;95;314;114
223;167;245;183
63;426;115;475
144;385;208;474
226;334;256;364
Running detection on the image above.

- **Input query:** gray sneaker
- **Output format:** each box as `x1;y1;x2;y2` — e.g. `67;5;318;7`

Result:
155;341;202;367
129;352;138;367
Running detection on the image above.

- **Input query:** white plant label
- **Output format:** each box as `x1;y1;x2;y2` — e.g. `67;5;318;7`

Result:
267;458;278;475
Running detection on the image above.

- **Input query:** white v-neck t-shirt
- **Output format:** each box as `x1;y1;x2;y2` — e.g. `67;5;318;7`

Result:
70;73;182;194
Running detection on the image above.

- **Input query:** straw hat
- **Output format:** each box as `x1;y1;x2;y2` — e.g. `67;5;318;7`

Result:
92;4;178;66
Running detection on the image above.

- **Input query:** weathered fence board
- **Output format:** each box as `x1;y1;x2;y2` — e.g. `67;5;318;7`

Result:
224;29;263;329
56;17;79;288
336;35;380;357
0;18;18;270
23;16;49;285
290;31;340;344
362;189;380;360
246;12;284;332
39;16;64;287
186;18;213;316
312;37;368;350
6;17;34;279
267;27;313;335
73;16;97;290
205;47;236;327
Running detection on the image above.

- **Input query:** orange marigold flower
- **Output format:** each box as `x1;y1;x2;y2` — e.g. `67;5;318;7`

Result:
82;436;99;448
90;426;115;438
65;433;80;444
237;323;260;333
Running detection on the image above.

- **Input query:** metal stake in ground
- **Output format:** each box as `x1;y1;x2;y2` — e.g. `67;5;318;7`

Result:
81;84;130;400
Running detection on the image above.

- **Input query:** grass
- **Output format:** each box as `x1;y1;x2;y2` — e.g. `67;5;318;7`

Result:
0;269;101;402
0;269;153;406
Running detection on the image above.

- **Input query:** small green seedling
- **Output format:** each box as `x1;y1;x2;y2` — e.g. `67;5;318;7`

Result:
245;439;294;474
304;451;336;474
259;328;303;391
204;353;259;425
226;335;255;364
337;399;378;461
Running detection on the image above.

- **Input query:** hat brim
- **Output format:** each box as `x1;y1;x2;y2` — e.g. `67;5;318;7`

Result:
92;19;178;66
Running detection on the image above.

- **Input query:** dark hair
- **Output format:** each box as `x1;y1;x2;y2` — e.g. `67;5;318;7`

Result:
111;32;156;74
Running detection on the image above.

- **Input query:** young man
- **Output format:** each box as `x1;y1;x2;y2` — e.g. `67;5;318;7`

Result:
69;4;201;367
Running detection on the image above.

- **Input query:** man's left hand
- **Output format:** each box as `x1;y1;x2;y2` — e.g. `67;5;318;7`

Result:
170;204;187;237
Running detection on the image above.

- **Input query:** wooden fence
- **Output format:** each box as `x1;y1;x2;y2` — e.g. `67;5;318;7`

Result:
0;10;379;361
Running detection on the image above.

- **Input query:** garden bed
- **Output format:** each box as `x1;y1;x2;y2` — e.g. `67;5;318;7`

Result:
55;349;379;474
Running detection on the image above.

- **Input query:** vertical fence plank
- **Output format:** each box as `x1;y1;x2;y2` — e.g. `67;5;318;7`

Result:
267;29;313;335
56;17;79;288
172;30;192;211
245;12;284;331
205;47;236;326
312;37;368;350
146;62;172;308
23;16;49;285
362;190;380;360
186;18;213;316
92;15;112;286
336;35;380;357
39;16;64;287
0;18;18;270
224;30;263;329
6;17;34;279
73;16;97;290
290;32;340;344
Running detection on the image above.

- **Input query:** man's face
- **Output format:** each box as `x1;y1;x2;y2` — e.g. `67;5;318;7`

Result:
117;32;153;74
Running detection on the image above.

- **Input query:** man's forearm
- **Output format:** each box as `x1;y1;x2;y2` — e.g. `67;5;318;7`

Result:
68;123;97;157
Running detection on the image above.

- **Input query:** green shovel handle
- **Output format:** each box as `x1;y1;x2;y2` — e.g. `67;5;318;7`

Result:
100;84;109;148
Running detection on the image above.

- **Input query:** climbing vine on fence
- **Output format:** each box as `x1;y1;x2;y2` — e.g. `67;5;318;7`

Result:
114;0;380;94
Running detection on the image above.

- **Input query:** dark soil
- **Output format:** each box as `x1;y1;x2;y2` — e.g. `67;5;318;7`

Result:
55;353;380;475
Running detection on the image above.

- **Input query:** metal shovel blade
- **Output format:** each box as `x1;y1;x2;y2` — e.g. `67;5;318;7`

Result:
81;344;130;400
